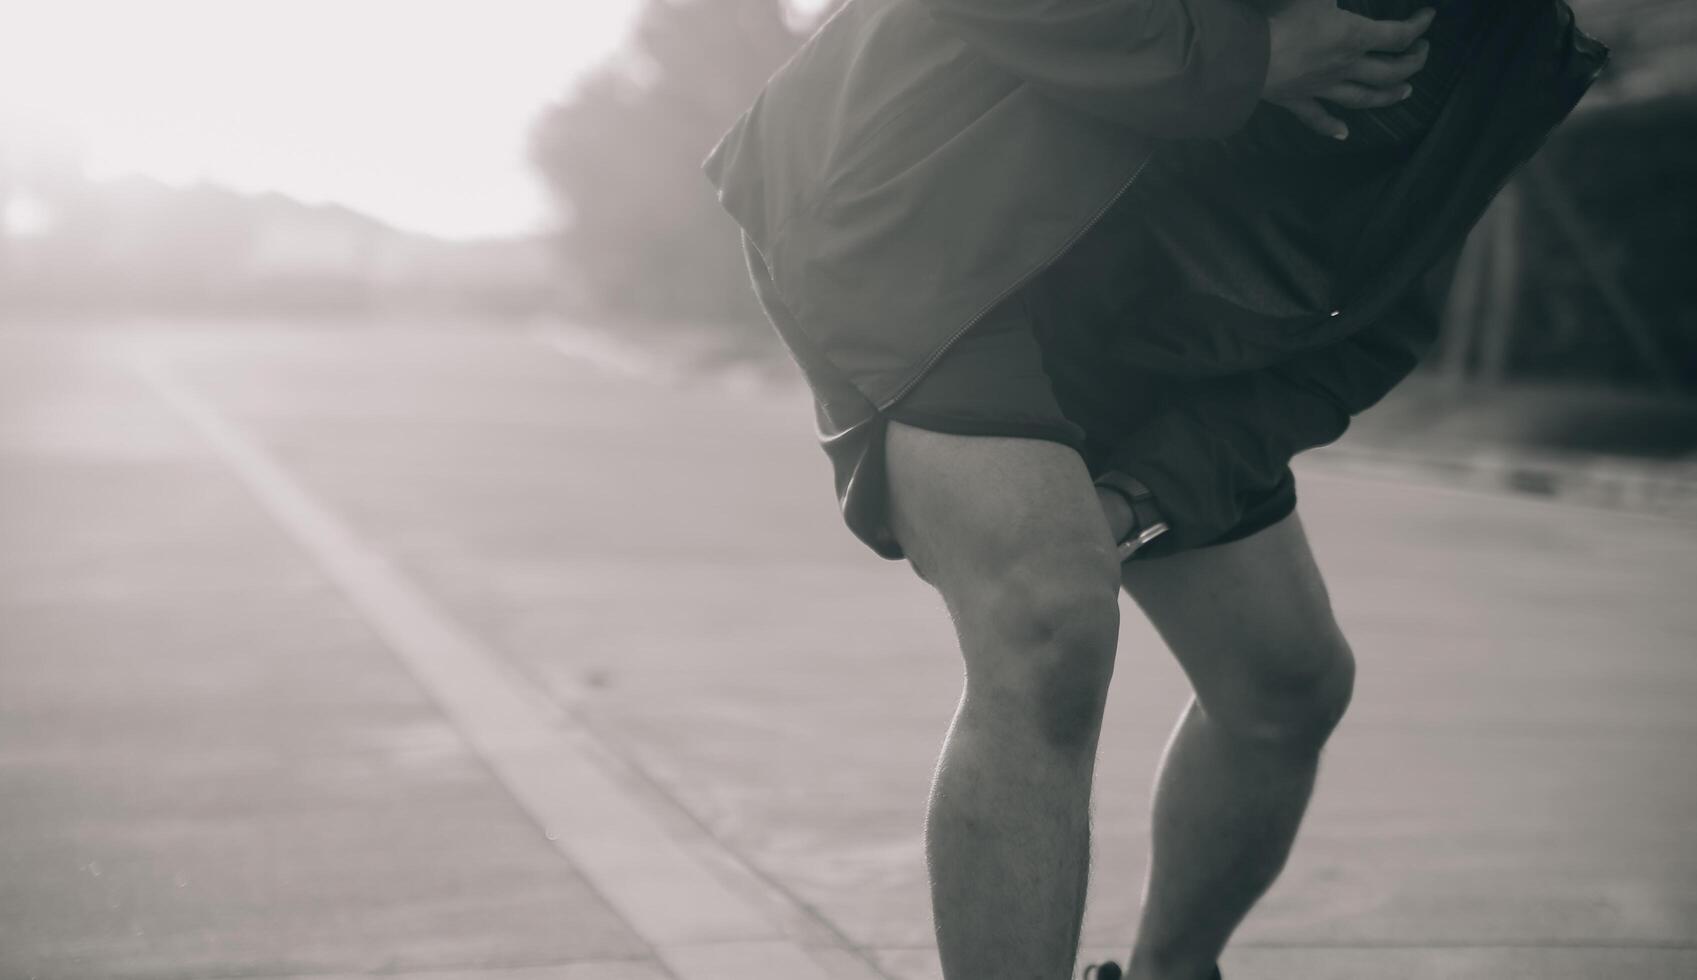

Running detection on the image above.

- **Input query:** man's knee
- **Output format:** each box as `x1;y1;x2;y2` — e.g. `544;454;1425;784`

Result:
1202;630;1356;752
957;562;1122;753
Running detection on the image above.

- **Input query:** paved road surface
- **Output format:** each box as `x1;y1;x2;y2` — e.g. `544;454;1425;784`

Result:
2;325;1693;979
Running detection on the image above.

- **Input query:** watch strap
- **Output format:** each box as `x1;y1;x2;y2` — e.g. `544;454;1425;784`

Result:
1093;470;1170;562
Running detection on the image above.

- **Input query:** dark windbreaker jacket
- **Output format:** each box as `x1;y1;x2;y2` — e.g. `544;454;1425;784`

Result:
701;0;1607;442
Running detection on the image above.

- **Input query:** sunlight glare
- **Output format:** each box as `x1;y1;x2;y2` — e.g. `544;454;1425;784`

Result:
0;1;648;239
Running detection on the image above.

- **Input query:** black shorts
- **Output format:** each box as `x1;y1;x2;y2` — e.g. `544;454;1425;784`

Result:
742;171;1310;563
881;262;1299;556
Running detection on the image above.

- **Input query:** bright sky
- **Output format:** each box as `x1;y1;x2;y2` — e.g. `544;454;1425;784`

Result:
0;1;658;239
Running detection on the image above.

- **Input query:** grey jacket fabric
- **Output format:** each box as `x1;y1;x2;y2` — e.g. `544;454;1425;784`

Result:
702;0;1269;419
703;0;1606;429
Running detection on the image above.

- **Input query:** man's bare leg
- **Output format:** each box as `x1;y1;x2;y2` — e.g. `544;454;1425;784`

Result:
1113;511;1356;980
884;420;1126;980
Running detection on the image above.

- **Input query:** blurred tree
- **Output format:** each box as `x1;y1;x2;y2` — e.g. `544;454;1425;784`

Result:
528;0;841;338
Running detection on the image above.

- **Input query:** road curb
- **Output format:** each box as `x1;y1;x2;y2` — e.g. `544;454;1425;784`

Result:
1309;443;1697;520
134;353;889;980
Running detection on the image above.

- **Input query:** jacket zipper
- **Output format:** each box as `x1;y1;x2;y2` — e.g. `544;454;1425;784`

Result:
877;155;1155;411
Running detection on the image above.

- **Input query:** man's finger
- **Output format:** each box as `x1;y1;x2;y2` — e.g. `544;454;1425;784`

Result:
1344;39;1429;87
1281;98;1349;141
1318;81;1414;110
1350;6;1436;54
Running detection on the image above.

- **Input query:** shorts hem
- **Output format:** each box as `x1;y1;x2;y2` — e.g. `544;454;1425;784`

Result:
882;408;1088;455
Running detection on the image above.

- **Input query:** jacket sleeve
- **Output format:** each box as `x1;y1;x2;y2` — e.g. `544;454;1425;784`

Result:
912;0;1270;139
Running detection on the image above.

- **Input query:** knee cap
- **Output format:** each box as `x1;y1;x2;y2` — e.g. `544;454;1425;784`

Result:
1212;642;1355;750
980;581;1121;751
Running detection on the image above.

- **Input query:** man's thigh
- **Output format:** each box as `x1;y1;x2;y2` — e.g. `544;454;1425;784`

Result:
883;420;1120;617
1119;509;1352;711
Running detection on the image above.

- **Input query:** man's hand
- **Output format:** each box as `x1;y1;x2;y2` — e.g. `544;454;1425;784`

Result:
1263;0;1436;140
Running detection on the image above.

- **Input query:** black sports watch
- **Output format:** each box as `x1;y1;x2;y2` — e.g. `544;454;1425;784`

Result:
1093;471;1170;562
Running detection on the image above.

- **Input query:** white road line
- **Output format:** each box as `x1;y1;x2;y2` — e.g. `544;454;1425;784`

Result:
134;355;847;980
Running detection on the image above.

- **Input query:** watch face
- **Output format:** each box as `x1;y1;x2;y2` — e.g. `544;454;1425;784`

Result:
1136;522;1171;548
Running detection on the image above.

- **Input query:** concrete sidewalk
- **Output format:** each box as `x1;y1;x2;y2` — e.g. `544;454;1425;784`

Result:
0;332;878;980
2;326;1693;979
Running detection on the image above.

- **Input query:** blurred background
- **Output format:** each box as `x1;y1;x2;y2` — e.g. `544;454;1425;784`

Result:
3;1;1693;400
2;0;847;347
5;0;1696;473
2;2;1695;979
